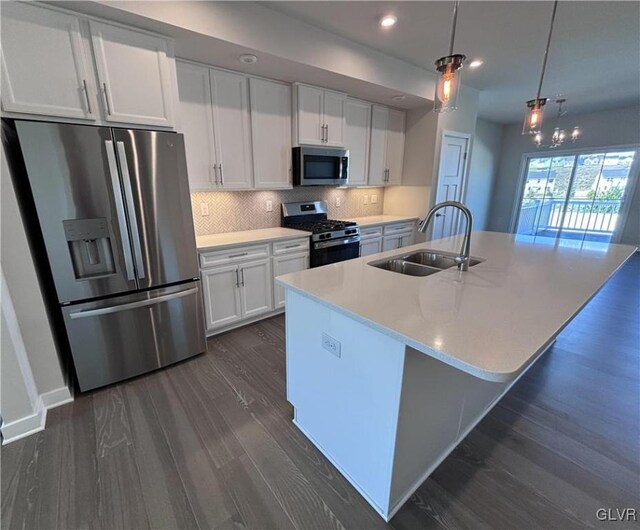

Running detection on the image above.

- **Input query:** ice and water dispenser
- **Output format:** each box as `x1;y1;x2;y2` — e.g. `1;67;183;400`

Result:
63;218;116;280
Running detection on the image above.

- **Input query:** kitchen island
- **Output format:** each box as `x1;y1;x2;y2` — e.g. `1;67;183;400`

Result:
276;231;636;521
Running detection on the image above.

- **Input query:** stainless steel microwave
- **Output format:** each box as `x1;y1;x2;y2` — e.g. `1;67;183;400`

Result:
293;146;349;186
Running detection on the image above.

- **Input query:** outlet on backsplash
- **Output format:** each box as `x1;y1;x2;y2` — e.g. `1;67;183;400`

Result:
363;195;369;205
191;187;385;236
371;194;377;204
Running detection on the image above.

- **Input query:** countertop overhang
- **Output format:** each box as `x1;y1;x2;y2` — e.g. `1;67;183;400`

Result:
277;231;637;382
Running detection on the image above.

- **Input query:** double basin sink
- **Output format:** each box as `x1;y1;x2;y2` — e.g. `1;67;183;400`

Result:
369;249;483;277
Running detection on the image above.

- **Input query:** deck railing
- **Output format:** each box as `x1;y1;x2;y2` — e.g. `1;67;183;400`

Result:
517;198;621;236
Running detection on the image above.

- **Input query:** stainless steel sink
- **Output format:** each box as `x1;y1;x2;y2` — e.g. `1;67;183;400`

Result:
402;250;484;269
369;249;483;276
372;259;441;277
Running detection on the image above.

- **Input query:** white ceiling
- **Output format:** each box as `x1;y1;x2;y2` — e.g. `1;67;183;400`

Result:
264;1;640;123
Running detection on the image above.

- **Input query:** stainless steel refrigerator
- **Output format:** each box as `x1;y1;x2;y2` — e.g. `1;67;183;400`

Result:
3;120;206;391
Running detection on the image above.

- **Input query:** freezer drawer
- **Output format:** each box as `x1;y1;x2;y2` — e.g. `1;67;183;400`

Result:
62;281;206;391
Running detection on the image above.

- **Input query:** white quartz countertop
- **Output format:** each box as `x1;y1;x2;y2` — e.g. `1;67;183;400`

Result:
347;215;417;227
277;231;636;382
196;227;310;251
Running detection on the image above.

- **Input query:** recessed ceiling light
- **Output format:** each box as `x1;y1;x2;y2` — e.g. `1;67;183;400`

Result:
380;15;397;28
469;59;484;68
392;95;406;101
239;54;258;65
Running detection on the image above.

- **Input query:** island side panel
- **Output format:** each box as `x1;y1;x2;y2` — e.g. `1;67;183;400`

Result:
285;289;407;518
388;346;505;515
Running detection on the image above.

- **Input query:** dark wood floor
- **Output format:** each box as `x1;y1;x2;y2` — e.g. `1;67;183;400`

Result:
2;254;638;530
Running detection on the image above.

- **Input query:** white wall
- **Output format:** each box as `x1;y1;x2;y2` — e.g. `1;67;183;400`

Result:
488;105;640;246
1;152;69;400
465;119;504;231
384;86;480;241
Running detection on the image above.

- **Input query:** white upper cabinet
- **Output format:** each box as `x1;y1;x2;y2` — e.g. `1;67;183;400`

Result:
323;90;347;147
294;84;346;147
176;61;216;191
296;84;324;146
368;105;405;186
89;21;175;127
344;98;371;186
386;109;406;185
250;78;292;189
368;106;389;186
0;2;95;120
209;68;253;190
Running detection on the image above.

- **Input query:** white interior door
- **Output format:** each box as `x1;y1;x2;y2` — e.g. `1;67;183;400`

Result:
433;133;469;239
1;2;95;120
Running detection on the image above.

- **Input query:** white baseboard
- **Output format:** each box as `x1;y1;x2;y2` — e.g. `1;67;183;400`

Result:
40;386;73;409
1;386;73;445
1;405;46;445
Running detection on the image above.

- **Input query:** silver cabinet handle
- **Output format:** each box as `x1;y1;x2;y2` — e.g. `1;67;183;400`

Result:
325;123;329;143
219;164;224;185
102;83;112;115
69;287;198;319
229;252;249;258
235;268;240;287
240;268;245;286
82;80;92;114
285;244;300;249
116;141;145;280
213;164;220;184
104;141;135;281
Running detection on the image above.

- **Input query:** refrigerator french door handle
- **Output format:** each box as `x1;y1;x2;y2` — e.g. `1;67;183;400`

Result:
116;141;146;280
68;287;199;319
104;140;136;281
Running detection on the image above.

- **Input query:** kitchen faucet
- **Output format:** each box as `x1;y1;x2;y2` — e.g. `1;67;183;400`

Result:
418;201;473;271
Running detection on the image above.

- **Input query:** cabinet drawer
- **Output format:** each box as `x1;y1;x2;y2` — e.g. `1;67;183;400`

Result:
383;221;415;235
273;238;310;255
200;244;269;268
360;225;383;239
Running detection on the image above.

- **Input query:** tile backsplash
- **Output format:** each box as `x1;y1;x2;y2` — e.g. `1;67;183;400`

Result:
191;187;385;235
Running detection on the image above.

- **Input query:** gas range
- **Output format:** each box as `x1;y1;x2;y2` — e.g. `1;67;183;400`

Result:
282;200;361;267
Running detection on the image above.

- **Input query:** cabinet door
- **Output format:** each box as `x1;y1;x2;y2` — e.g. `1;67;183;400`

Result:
0;3;95;120
344;98;371;186
239;259;273;318
400;233;414;248
360;238;383;257
273;253;309;308
250;78;292;189
386;109;406;185
382;235;402;252
210;69;253;190
323;90;346;147
296;84;324;146
368;105;388;186
176;61;216;191
202;265;242;330
90;21;174;127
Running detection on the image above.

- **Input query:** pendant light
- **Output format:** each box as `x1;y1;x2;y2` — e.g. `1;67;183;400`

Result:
434;0;466;113
523;0;559;134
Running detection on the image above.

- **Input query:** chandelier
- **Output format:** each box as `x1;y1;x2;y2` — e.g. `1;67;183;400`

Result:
533;98;581;148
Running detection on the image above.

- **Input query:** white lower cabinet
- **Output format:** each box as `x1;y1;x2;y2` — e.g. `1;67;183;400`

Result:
382;232;413;252
273;252;309;308
200;238;309;333
239;258;273;318
360;238;383;257
201;264;243;330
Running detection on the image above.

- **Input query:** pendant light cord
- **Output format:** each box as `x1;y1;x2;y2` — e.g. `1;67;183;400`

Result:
448;0;460;56
536;0;559;99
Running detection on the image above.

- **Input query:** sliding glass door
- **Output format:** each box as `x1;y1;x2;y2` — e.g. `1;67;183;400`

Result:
515;149;638;243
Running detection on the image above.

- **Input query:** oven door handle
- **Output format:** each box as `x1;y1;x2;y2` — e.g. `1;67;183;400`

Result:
314;236;361;249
